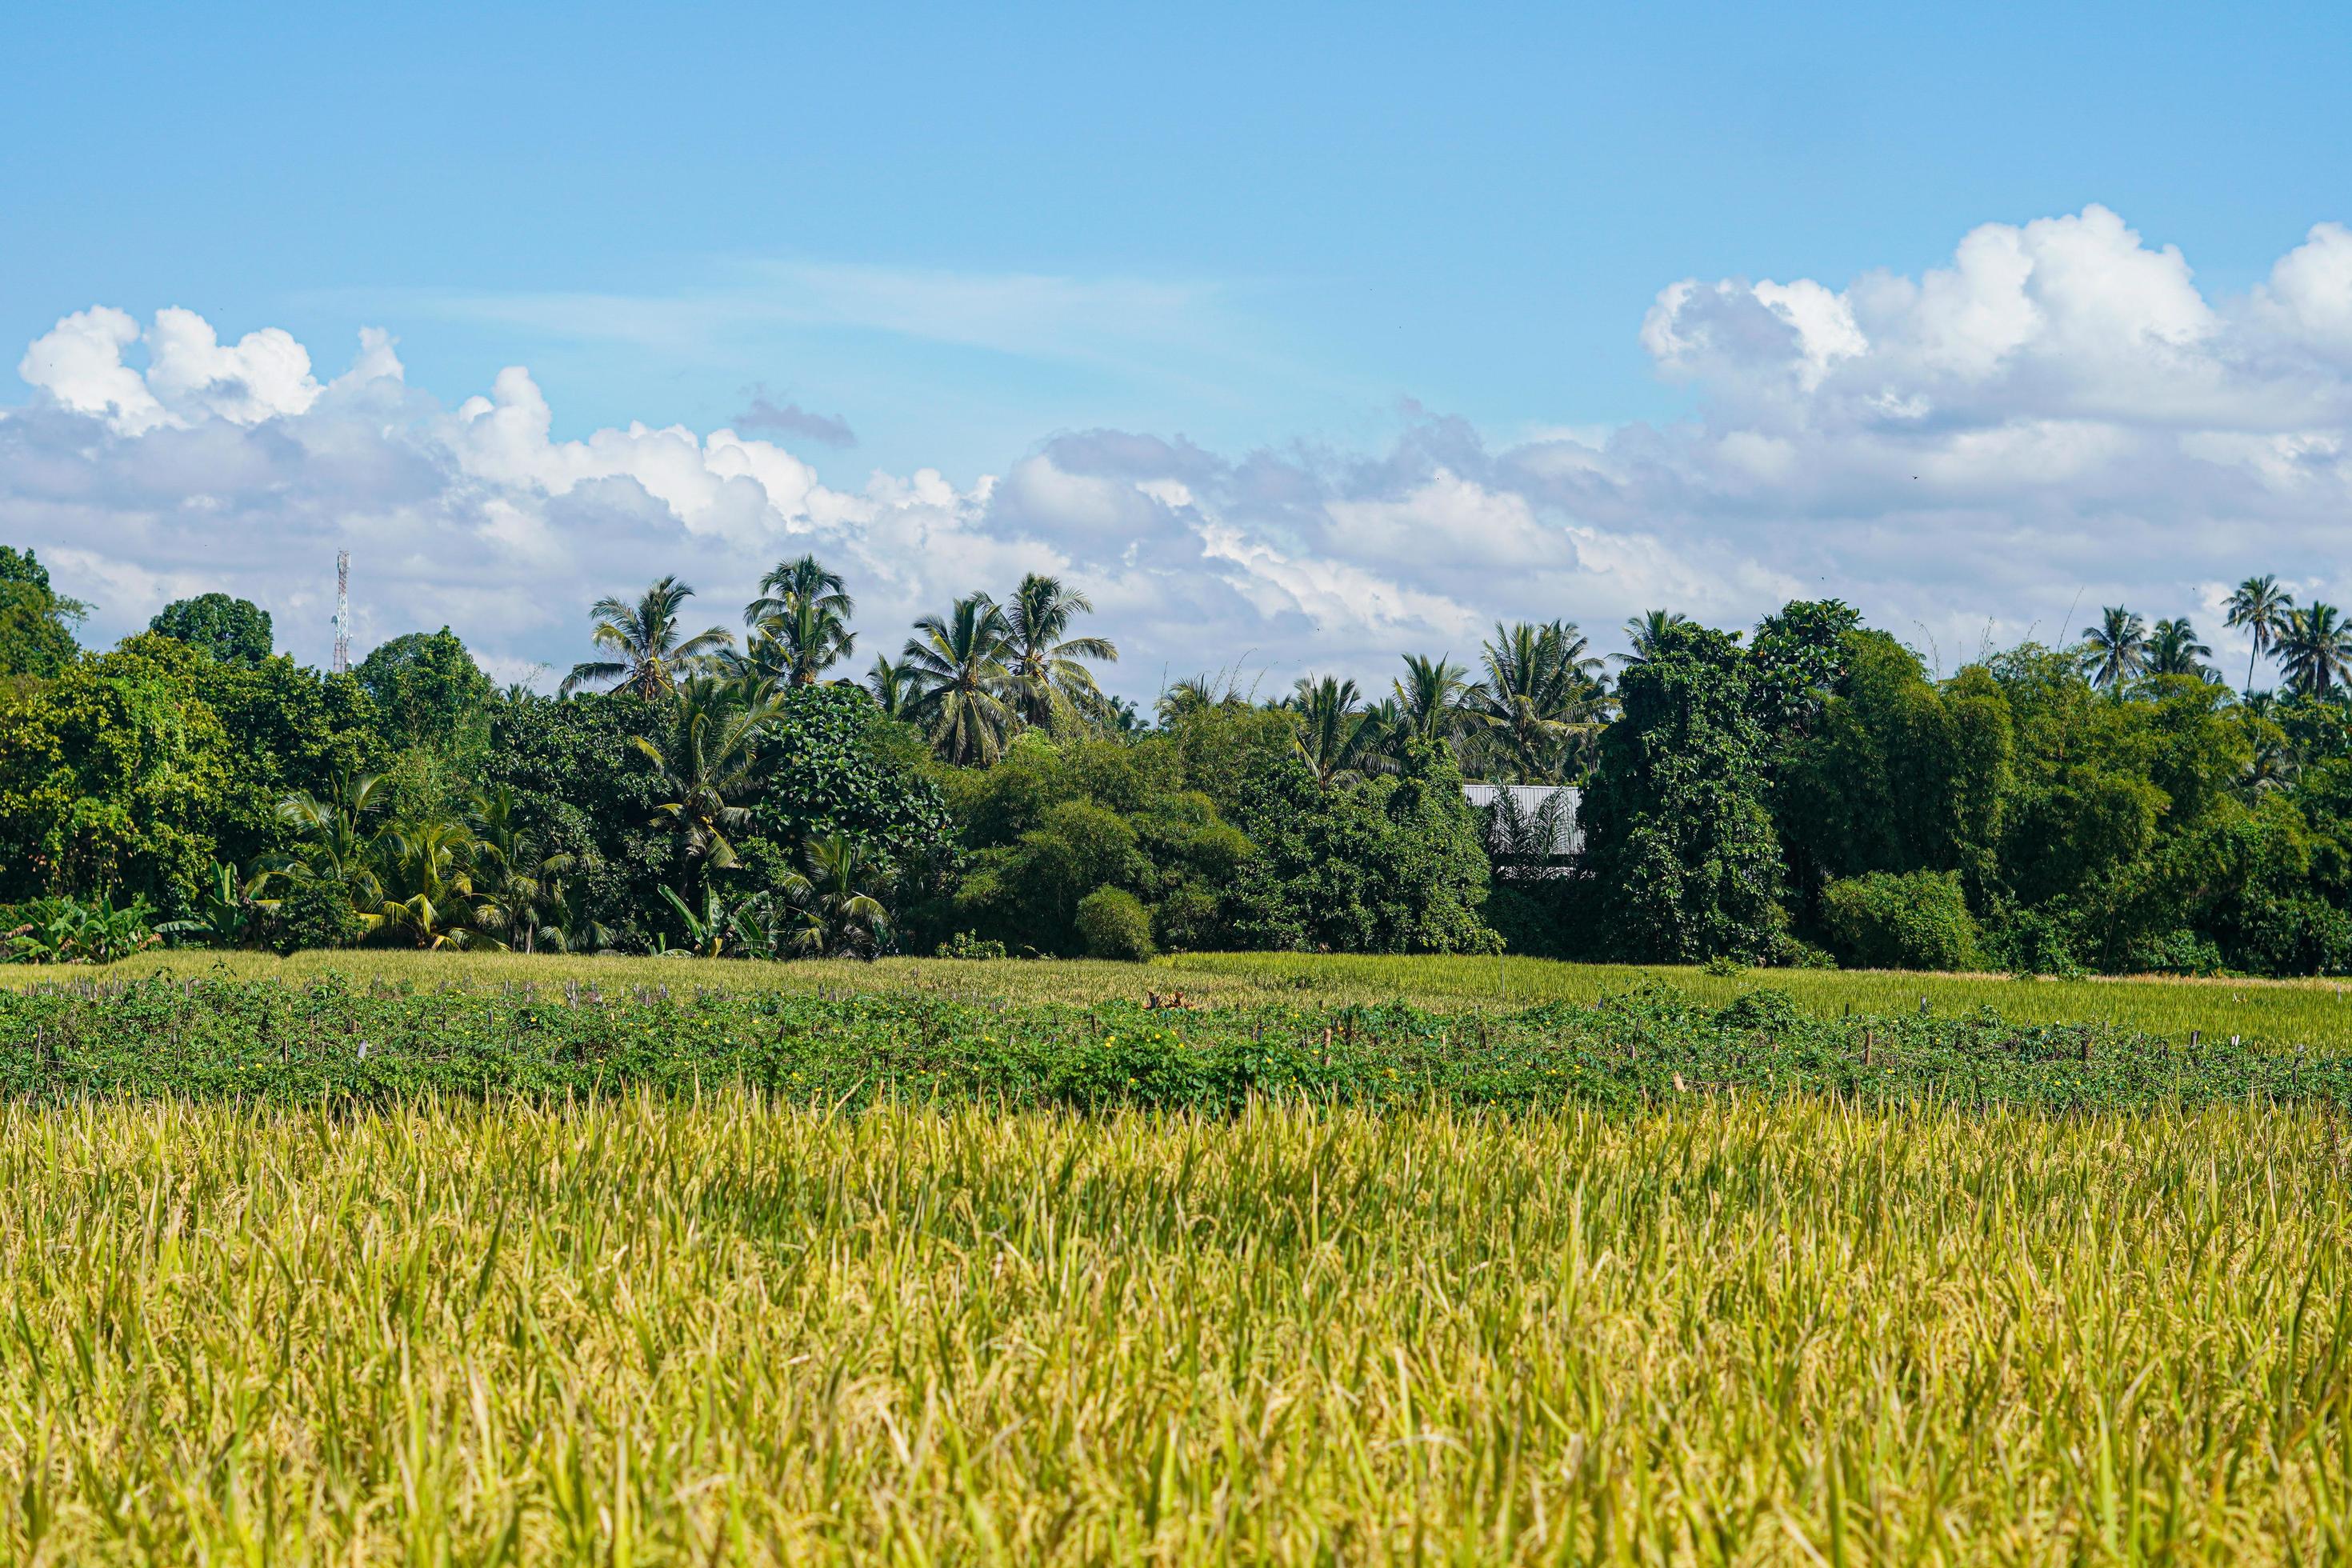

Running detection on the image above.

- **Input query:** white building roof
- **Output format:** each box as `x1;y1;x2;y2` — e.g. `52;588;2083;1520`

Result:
1461;783;1582;856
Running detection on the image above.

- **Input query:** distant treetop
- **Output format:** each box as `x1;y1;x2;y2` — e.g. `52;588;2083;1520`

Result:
150;592;274;665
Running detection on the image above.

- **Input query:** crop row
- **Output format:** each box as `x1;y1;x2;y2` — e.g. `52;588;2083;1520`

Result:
4;974;2348;1114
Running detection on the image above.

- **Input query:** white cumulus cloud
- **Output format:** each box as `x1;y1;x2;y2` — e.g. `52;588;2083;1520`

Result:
11;205;2352;695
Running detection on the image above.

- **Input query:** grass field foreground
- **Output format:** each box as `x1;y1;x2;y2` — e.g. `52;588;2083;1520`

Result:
3;1094;2350;1562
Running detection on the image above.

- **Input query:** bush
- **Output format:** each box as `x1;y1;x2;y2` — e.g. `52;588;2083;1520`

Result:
1820;870;1980;971
1075;886;1155;962
1984;906;2083;978
935;931;1007;960
1227;741;1494;954
268;878;363;954
1151;884;1223;953
2121;928;2226;977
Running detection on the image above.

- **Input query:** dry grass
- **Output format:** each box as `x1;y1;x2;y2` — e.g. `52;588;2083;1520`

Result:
3;1094;2350;1562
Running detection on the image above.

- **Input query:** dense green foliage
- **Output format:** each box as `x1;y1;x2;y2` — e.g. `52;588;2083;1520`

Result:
1229;741;1494;954
1557;598;2352;974
18;542;2352;975
1578;623;1785;962
149;592;273;664
2;973;2346;1114
0;634;377;906
355;627;494;751
1074;885;1154;959
0;546;86;678
1821;869;1982;970
926;727;1254;955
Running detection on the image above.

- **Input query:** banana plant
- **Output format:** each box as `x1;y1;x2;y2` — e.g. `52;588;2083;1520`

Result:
655;883;768;959
158;861;279;949
4;893;163;964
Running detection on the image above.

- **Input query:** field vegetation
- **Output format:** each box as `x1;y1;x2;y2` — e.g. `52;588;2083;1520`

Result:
16;946;2352;1054
14;547;2352;980
4;1094;2349;1562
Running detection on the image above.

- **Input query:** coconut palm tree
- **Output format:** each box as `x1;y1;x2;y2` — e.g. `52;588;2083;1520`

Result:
2224;574;2295;695
1619;610;1694;666
542;882;614;955
2278;603;2352;698
655;882;768;959
634;678;778;874
1155;670;1253;725
1286;675;1378;787
738;554;856;686
2146;618;2218;681
1469;621;1607;782
1389;654;1471;748
1002;573;1118;732
562;577;734;698
271;768;394;908
362;818;489;949
866;653;920;720
902;594;1021;765
467;786;578;954
2082;606;2149;691
775;833;892;959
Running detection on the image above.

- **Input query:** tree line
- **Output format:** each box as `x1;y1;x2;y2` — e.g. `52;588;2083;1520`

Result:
6;538;2352;975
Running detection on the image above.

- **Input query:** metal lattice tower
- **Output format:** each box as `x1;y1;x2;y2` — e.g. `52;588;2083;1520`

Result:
333;550;350;674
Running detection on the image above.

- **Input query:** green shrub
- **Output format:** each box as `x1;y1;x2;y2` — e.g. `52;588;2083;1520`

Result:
1075;886;1154;962
936;931;1007;960
1714;986;1801;1033
1151;884;1223;953
2121;928;2226;977
268;878;363;955
1820;870;1980;971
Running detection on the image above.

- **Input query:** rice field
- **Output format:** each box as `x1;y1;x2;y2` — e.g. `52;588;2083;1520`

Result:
19;945;2352;1051
1168;952;2352;1050
3;1093;2350;1562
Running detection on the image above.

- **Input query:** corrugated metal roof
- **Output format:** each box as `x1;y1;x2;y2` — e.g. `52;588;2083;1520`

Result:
1461;783;1582;855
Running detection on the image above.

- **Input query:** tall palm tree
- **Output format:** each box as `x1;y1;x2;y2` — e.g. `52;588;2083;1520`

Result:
1469;621;1607;782
1002;573;1118;732
1286;675;1377;787
2082;606;2148;691
2224;574;2295;695
467;785;578;954
776;833;892;959
1389;654;1471;749
362;818;489;950
272;768;394;905
866;653;920;721
2278;603;2352;698
902;594;1021;766
562;577;734;698
2146;618;2217;681
634;678;777;873
1156;671;1251;725
738;554;856;686
1619;610;1694;666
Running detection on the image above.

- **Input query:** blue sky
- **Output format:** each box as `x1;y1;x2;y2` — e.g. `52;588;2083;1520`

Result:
7;2;2352;690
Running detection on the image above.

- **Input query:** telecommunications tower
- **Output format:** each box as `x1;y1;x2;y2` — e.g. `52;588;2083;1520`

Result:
333;550;350;674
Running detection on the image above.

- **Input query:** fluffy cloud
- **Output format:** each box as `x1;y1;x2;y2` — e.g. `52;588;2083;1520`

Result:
10;206;2352;697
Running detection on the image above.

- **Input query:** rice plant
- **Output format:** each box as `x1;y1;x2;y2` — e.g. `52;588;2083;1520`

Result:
2;1094;2349;1562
